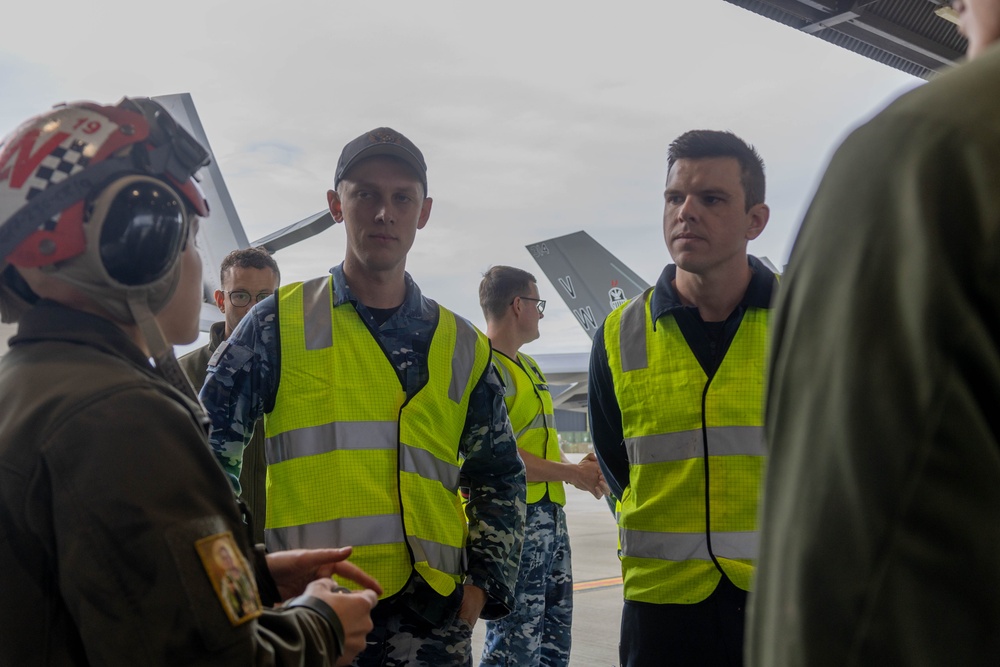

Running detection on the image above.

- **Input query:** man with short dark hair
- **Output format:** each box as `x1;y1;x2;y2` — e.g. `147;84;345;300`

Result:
216;247;281;338
181;246;280;544
478;265;606;667
202;128;526;666
748;2;1000;664
589;130;778;666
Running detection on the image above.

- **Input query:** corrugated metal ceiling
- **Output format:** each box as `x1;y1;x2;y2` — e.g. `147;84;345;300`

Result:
723;0;967;79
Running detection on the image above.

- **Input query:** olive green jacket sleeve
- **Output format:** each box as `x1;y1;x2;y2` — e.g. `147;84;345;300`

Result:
0;304;342;665
43;385;341;665
749;44;1000;666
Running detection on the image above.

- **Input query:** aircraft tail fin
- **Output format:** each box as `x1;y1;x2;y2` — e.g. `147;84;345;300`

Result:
526;231;650;340
152;93;333;331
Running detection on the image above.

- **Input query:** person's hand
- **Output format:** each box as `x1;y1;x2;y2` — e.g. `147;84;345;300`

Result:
457;584;487;627
302;579;378;666
267;547;383;600
569;453;607;499
581;452;612;497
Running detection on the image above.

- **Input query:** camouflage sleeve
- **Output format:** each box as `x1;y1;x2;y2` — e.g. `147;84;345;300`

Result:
200;297;280;494
460;363;526;620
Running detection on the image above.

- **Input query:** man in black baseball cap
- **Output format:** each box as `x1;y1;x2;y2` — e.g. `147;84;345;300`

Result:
201;127;527;666
334;127;428;196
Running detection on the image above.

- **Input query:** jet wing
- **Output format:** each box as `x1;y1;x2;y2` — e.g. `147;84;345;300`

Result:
251;210;334;253
532;351;590;412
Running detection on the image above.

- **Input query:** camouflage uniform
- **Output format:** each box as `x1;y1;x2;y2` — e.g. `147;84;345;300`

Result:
201;264;526;667
179;320;268;545
481;501;573;666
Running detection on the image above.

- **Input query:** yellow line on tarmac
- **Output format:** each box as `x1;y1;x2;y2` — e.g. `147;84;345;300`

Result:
573;576;622;592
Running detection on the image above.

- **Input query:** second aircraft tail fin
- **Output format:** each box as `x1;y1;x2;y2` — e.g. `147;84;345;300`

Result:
526;231;650;340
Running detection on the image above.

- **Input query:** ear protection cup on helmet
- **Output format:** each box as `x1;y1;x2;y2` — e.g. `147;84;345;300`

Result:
97;178;187;286
39;174;191;325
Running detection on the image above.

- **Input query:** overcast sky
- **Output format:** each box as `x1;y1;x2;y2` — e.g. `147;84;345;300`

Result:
1;0;930;355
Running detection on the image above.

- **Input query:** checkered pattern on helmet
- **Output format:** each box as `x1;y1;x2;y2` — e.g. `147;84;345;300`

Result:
24;139;92;231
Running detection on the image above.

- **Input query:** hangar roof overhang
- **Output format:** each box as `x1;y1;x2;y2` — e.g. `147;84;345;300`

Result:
723;0;968;80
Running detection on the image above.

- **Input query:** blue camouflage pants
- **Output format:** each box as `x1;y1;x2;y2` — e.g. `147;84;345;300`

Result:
353;605;473;667
481;500;572;667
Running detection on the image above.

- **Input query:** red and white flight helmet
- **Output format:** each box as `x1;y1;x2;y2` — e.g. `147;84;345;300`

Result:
0;98;212;396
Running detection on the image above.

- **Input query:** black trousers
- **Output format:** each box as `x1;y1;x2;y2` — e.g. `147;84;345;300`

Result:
620;576;747;667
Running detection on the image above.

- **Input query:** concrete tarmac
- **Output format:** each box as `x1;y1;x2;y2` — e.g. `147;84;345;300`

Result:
472;458;623;666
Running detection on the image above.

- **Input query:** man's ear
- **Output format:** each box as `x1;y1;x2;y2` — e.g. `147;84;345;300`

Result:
417;197;433;230
328;189;344;223
214;289;226;313
745;203;770;241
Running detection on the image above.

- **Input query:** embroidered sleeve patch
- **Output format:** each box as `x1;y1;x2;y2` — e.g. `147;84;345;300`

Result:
195;532;263;626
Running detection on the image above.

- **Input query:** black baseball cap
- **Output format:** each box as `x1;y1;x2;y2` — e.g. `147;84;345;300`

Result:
334;127;428;194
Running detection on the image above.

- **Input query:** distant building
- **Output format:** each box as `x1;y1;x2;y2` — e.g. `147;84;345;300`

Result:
554;409;587;434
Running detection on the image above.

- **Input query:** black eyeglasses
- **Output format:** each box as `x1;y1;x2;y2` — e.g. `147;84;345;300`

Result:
227;290;273;307
512;296;546;314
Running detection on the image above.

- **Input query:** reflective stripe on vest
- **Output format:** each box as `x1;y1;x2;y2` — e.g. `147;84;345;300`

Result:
493;352;565;505
267;421;461;491
266;514;462;575
625;426;765;464
620;527;758;561
605;287;767;604
263;276;490;599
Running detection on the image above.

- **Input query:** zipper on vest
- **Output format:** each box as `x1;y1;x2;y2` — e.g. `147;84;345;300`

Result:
700;376;726;576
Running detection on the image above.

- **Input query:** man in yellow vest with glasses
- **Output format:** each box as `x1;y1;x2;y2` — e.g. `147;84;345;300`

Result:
477;265;608;666
588;130;777;666
201;128;526;666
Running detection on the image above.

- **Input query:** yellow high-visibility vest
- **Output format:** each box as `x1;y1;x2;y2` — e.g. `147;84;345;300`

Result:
263;276;491;599
605;287;767;605
493;351;565;506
